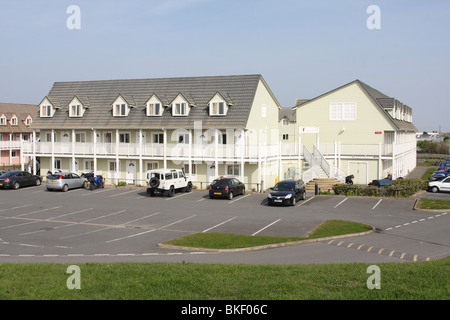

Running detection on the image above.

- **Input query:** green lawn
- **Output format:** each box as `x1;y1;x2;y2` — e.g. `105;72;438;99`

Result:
417;198;450;210
0;258;448;300
163;220;373;250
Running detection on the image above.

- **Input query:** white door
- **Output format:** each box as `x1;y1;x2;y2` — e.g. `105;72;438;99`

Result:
349;162;368;185
207;164;216;184
126;161;136;184
136;131;147;154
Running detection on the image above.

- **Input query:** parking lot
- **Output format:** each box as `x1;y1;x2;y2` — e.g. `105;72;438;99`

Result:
0;184;449;264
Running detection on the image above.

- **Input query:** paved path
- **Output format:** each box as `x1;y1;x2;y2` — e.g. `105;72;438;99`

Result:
404;166;432;179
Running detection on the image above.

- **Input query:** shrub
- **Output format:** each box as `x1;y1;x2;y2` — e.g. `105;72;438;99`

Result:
332;178;427;197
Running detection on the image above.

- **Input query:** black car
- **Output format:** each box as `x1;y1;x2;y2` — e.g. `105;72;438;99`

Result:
209;177;245;200
267;179;306;206
0;170;42;190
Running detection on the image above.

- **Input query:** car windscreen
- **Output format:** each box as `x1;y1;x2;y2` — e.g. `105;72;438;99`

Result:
273;182;295;191
211;180;229;188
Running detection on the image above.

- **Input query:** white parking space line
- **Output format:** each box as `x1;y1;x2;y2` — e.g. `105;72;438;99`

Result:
80;210;127;223
252;219;281;236
372;199;382;210
333;197;348;208
105;214;197;243
0;204;33;213
81;188;116;196
166;192;191;201
121;212;161;225
297;196;315;207
16;206;62;217
202;217;237;233
108;189;138;198
196;198;207;202
228;194;251;204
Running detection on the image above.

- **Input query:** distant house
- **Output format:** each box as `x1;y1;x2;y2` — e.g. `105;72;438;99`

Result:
0;103;38;168
291;80;417;184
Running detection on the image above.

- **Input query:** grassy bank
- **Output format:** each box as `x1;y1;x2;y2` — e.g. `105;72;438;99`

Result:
416;198;450;210
0;258;448;300
163;220;373;250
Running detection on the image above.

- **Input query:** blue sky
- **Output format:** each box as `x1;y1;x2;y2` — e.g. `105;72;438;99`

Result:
1;0;449;132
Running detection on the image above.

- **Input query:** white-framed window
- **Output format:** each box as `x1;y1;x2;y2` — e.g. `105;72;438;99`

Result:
114;103;127;117
178;133;190;144
282;134;289;141
145;161;159;171
46;132;56;142
147;102;162;116
10;116;18;125
41;105;53;117
210;101;226;116
25;117;32;126
75;132;86;143
183;163;197;176
54;158;62;171
173;102;187;116
119;132;130;143
261;104;267;118
152;133;164;144
85;160;94;171
226;164;240;176
282;118;289;126
70;104;83;117
11;151;17;158
0;116;6;125
329;102;357;121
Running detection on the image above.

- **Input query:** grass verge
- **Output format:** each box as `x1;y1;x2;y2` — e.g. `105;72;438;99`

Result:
416;198;450;210
421;167;436;181
0;258;448;300
163;220;373;249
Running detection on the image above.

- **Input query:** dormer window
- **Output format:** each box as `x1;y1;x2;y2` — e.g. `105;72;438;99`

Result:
210;101;225;116
208;93;230;117
112;94;133;117
146;95;163;117
70;104;82;117
114;103;127;116
41;105;53;117
173;102;187;116
10;116;18;125
0;115;6;125
25;116;32;126
147;102;162;116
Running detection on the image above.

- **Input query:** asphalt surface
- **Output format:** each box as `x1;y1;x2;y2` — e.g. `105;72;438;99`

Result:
0;183;449;264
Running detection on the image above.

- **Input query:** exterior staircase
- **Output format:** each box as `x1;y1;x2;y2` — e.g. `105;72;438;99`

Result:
306;178;341;192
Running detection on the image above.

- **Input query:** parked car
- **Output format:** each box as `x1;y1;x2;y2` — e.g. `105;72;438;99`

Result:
146;168;192;197
445;156;450;161
0;170;41;190
267;179;306;206
370;179;393;187
437;161;450;171
0;170;7;176
46;172;87;192
428;176;450;193
209;177;245;200
431;168;450;181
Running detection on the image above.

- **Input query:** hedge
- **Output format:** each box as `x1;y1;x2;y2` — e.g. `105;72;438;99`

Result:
332;178;428;197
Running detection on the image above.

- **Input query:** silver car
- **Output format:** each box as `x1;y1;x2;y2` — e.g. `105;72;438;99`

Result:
46;172;87;192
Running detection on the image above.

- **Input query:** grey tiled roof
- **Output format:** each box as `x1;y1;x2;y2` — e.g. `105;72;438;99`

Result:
279;107;296;122
32;74;268;130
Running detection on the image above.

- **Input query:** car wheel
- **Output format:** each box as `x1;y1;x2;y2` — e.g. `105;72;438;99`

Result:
35;179;41;186
168;186;175;197
242;187;245;195
228;192;233;200
13;182;20;190
431;186;439;193
291;197;296;206
301;191;306;200
186;182;192;192
62;184;69;192
83;181;88;189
